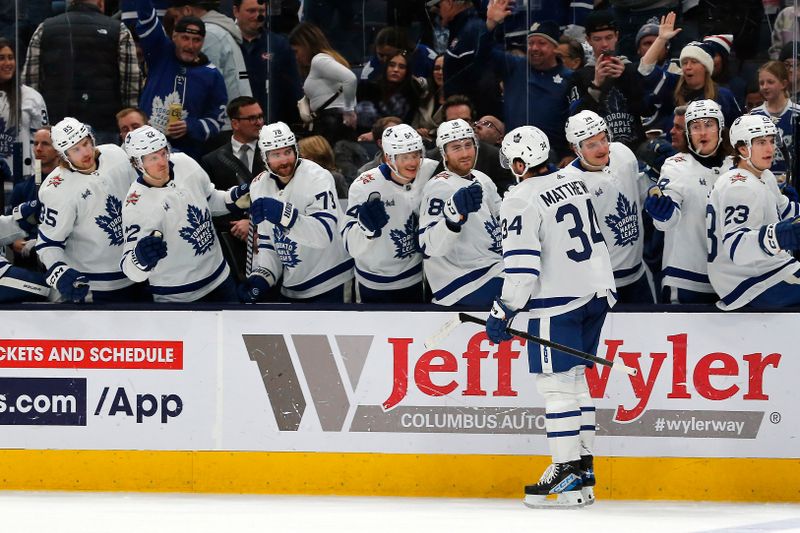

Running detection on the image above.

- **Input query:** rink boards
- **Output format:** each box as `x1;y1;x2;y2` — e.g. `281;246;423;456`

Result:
0;308;798;502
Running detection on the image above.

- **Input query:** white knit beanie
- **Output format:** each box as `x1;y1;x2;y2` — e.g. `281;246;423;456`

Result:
679;41;714;74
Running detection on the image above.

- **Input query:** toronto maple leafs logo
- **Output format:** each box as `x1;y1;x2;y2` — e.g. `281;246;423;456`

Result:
81;189;92;200
149;91;187;134
272;227;301;267
94;196;124;246
485;216;502;254
604;193;639;247
179;205;215;255
0;114;14;158
389;214;419;259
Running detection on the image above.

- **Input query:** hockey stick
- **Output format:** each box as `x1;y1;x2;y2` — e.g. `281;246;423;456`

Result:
426;313;637;376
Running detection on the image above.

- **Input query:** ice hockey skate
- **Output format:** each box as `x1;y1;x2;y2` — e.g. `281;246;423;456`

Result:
523;461;586;509
580;455;595;505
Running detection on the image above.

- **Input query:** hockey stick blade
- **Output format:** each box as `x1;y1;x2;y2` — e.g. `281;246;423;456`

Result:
458;313;637;376
424;316;462;349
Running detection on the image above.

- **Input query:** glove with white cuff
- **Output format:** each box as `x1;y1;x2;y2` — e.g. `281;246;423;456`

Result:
46;263;90;303
133;233;168;271
12;200;41;233
238;268;275;303
759;217;800;255
444;182;483;230
251;197;298;229
228;183;251;211
358;196;389;238
485;298;516;344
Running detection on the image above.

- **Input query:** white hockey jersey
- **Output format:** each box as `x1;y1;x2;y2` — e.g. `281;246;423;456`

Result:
37;144;137;294
654;153;732;293
342;160;438;291
0;215;27;278
418;169;503;305
499;170;616;317
707;167;800;310
560;143;645;287
120;153;233;302
251;159;353;300
0;85;48;177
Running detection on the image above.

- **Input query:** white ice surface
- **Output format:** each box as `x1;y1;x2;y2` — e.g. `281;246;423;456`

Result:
4;492;800;533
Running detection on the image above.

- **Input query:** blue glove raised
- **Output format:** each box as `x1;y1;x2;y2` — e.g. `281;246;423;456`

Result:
644;193;676;222
251;197;298;229
486;298;516;344
133;233;168;271
444;181;483;226
759;217;800;255
358;196;389;238
238;268;274;303
12;200;41;233
228;183;251;211
46;263;90;303
782;184;799;203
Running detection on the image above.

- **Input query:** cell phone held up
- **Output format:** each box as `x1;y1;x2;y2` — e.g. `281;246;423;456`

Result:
600;50;616;62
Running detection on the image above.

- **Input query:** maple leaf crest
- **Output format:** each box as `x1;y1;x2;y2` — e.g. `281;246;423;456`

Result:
272;227;301;267
604;193;639;247
179;205;215;255
485;216;502;254
389;213;420;259
94;196;124;246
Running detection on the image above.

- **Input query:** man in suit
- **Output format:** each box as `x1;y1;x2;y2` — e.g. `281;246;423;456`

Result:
201;96;265;281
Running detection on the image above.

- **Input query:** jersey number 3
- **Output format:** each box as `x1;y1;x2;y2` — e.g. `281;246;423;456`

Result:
556;199;604;262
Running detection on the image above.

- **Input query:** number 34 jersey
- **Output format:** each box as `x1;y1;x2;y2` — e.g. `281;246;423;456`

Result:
498;170;616;317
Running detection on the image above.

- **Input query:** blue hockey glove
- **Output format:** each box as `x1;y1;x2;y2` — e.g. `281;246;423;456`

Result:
251;197;298;229
133;233;168;271
444;181;483;226
238;268;274;303
358;196;389;238
759;217;800;255
644;193;677;222
486;298;516;344
781;184;799;203
46;263;90;303
12;200;41;233
228;183;251;211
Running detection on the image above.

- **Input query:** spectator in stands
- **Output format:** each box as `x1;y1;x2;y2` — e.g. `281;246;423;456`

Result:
670;105;688;153
116;107;149;144
478;3;574;161
557;35;586;71
638;12;741;131
201;96;265;281
634;17;665;67
356;115;403;175
609;0;680;60
419;118;503;306
702;34;745;108
234;0;304;125
750;61;800;188
0;38;47;187
770;7;799;61
289;22;358;145
298;135;348;199
429;0;502;118
240;121;354;303
429;95;512;196
360;26;437;82
22;0;140;145
780;43;800;103
134;0;228;161
570;9;651;152
415;54;446;142
166;0;252;101
473;115;504;146
357;51;426;131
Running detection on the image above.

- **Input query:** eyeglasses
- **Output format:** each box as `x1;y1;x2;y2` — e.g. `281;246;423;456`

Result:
234;114;264;123
473;120;500;132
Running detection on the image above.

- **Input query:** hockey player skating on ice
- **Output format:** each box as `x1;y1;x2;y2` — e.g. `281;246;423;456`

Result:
645;99;731;304
37;117;143;303
707;114;800;309
418;119;503;306
343;124;439;303
120;126;247;302
485;126;616;508
560;110;652;303
240;121;353;303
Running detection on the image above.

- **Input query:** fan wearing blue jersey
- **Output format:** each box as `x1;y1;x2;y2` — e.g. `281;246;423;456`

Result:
343;124;439;303
486;126;616;509
560;110;652;303
707;114;800;309
418;119;504;307
645;100;731;304
120;126;245;302
240;121;353;303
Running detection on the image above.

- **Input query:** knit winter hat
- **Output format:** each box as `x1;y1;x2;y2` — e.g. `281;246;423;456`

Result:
635;17;660;48
703;34;733;58
679;41;714;74
527;20;561;46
